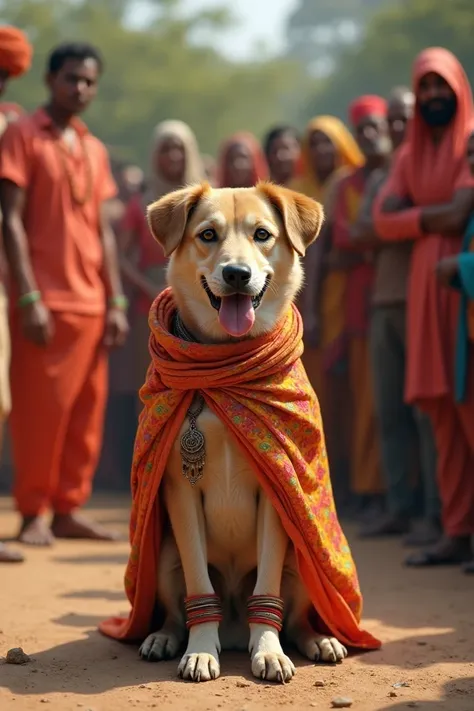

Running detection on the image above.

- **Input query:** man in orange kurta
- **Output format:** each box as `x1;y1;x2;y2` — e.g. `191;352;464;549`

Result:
0;25;32;563
374;48;474;567
331;96;391;520
0;42;129;546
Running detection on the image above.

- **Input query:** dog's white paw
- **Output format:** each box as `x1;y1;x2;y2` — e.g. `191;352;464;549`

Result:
251;651;295;683
177;622;221;681
249;626;295;683
298;633;348;664
178;652;220;681
139;631;181;661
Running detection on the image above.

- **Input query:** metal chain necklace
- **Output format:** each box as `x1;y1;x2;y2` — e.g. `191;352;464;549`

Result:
172;313;206;485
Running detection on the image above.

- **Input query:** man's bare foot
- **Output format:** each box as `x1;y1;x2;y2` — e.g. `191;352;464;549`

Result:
51;512;122;541
463;559;474;575
0;542;24;562
355;495;386;525
359;513;411;539
403;517;442;548
18;516;55;547
405;535;471;567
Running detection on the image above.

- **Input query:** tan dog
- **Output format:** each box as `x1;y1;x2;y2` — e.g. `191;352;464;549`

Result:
139;182;348;683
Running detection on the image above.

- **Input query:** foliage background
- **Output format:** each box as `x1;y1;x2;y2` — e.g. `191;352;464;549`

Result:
2;0;472;167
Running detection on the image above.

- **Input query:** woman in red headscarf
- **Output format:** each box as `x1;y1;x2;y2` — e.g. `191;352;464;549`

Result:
331;95;391;519
374;48;474;567
217;132;268;188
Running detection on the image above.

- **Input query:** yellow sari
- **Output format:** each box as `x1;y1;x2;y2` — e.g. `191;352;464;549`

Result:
291;116;364;373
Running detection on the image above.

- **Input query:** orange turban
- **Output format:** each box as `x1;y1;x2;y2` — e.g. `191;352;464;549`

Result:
348;95;387;127
0;26;32;77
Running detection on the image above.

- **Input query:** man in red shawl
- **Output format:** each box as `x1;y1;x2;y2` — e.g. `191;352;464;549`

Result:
0;25;32;563
374;48;474;568
331;95;390;522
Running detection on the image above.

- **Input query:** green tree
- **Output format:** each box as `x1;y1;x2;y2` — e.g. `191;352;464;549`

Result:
302;0;474;123
286;0;392;76
1;0;307;166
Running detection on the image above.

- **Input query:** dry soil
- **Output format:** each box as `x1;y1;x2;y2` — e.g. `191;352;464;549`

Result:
0;495;473;711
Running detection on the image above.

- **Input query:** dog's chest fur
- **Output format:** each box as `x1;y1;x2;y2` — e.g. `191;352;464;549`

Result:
164;399;259;578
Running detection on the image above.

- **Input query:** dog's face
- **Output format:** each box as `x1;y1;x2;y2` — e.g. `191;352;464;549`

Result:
147;182;324;343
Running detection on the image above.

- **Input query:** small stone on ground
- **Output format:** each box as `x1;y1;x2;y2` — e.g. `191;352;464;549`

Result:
6;647;31;665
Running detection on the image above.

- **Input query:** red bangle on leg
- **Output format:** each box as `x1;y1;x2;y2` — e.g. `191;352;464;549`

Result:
247;594;284;632
184;594;223;629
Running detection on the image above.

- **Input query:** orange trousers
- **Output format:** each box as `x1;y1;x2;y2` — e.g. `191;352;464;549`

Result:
420;366;474;537
349;337;383;495
9;311;107;517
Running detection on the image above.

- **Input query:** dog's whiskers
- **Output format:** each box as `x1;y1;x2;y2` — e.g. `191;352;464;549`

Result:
267;280;279;297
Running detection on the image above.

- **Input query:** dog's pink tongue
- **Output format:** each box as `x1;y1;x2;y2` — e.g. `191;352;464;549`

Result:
218;294;255;337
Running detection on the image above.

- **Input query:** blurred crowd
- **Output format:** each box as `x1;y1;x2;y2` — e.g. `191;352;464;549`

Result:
0;26;473;577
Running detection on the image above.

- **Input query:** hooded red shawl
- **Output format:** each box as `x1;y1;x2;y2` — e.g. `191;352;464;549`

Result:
217;132;269;188
373;48;474;403
100;288;380;650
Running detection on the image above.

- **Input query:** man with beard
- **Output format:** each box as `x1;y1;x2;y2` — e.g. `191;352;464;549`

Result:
331;95;390;520
374;49;474;568
0;42;129;548
0;25;32;563
352;87;440;545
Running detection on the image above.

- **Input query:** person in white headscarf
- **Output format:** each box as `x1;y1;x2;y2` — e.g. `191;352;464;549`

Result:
117;119;205;397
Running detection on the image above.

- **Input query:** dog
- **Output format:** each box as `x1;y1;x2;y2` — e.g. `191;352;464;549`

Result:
138;181;348;683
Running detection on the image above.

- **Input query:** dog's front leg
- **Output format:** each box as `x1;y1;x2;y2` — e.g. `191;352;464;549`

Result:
164;478;221;682
249;493;295;683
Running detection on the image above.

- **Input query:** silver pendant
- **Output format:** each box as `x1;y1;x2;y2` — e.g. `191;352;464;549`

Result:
180;399;206;485
172;314;206;485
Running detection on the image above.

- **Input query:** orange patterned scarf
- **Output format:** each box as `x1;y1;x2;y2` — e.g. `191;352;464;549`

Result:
99;288;380;650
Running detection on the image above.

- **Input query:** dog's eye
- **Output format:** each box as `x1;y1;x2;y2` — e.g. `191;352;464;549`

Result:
254;228;271;242
199;228;218;243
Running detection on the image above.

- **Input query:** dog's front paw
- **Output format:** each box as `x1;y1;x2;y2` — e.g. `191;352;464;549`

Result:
251;651;295;683
178;652;220;681
299;634;348;664
249;626;295;683
177;622;221;681
140;631;181;661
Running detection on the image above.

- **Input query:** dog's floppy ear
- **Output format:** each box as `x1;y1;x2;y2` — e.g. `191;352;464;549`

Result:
147;182;209;257
257;182;324;256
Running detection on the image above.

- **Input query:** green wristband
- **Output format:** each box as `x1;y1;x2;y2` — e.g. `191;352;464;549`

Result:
18;291;41;309
108;294;129;310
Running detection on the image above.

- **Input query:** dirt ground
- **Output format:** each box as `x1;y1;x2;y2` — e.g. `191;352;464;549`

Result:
0;495;473;711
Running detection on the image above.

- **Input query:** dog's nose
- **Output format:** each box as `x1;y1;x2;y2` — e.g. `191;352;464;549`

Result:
222;264;252;290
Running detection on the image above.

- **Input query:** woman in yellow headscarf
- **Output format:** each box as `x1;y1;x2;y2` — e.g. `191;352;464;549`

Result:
291;116;364;508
